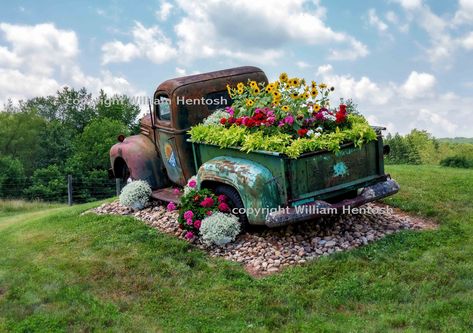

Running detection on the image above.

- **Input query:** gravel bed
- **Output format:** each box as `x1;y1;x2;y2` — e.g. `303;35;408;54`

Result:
90;201;436;276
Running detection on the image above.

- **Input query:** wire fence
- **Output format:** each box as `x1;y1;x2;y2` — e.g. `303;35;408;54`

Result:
0;175;124;205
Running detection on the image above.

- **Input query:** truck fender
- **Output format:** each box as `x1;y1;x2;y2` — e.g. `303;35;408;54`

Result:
110;134;169;189
197;156;280;225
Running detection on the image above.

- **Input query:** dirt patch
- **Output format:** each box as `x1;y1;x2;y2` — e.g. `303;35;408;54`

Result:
89;201;437;277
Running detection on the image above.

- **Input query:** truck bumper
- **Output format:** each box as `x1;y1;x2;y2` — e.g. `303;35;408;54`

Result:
265;178;400;228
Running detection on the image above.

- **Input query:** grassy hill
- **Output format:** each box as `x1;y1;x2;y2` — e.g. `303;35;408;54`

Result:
1;165;472;332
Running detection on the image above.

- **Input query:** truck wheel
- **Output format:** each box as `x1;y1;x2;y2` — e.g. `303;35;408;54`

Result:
214;185;249;230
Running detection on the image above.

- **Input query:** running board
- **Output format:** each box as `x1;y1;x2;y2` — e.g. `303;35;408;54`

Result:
151;187;182;204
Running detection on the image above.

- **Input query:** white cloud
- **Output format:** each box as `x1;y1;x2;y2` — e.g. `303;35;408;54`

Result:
461;31;473;49
296;61;310;69
102;0;368;65
175;67;186;76
156;1;173;21
400;71;436;98
328;39;369;61
101;22;177;65
385;11;399;24
394;0;423;11
313;64;471;137
368;9;389;33
101;41;140;64
0;22;140;105
454;0;473;25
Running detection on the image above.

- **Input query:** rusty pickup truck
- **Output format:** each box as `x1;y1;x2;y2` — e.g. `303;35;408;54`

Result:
109;66;399;227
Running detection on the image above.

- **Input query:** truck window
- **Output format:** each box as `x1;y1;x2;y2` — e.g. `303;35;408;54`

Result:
156;95;171;121
205;91;233;111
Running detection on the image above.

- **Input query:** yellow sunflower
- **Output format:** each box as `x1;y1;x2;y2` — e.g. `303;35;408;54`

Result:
249;81;258;88
265;84;274;93
252;87;261;94
289;78;300;87
319;83;327;89
237;88;244;94
281;105;290;112
272;91;281;99
311;81;317;89
279;72;288;82
246;99;254;107
313;104;321;112
237;82;245;90
226;84;233;98
290;92;299;99
310;88;318;98
303;92;310;99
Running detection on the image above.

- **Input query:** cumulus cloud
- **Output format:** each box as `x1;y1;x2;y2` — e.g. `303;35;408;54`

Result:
400;71;436;99
314;64;471;137
101;41;140;64
454;0;473;25
368;9;388;33
0;22;140;105
101;0;369;65
156;1;173;21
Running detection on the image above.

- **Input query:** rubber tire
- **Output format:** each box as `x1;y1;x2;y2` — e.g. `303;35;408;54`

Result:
214;184;249;230
121;163;131;183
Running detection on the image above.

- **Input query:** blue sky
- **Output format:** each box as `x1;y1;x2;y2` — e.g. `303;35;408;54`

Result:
0;0;472;137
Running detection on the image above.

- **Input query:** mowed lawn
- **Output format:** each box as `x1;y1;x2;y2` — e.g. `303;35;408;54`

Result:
0;165;472;332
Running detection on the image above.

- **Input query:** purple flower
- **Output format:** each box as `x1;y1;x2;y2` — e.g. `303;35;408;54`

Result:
225;107;235;116
315;112;325;121
188;179;197;188
278;121;285;127
167;202;176;211
183;210;194;220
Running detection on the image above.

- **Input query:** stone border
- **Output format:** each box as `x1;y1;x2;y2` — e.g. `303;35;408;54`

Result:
89;201;437;276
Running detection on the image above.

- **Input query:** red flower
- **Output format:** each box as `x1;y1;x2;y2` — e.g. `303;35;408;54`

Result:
235;118;243;126
193;220;201;229
218;202;230;212
297;129;309;137
228;116;236;124
217;194;226;203
206;211;213;216
220;118;227;125
315;112;325;121
336;111;346;124
339;104;346;114
200;197;214;208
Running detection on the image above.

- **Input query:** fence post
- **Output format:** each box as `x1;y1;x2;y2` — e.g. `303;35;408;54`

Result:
67;175;73;206
116;178;121;197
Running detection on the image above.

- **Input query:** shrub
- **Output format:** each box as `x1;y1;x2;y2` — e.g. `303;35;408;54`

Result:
23;165;67;202
440;155;473;169
0;156;26;198
199;212;241;246
119;180;151;210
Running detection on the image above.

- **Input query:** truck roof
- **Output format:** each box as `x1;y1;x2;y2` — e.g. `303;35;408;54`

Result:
155;66;265;95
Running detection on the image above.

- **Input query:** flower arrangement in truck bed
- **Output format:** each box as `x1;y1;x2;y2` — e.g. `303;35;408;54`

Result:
189;73;377;158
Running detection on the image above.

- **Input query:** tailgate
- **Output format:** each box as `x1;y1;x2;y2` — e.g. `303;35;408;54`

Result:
287;137;384;202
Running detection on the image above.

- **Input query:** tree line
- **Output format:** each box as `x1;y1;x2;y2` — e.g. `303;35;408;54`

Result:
0;88;141;202
384;130;473;168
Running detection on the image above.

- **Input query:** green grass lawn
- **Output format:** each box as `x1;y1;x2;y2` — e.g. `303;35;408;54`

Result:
0;165;472;332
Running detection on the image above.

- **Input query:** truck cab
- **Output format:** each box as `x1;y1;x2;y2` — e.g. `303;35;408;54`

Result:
109;66;268;202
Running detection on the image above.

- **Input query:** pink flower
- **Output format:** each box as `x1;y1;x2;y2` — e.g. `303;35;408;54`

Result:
315;112;325;121
186;218;193;225
183;210;194;220
206;211;213;216
188;179;197;188
173;188;181;194
185;231;194;240
284;115;294;125
218;202;230;212
217;195;226;203
225;106;235;116
200;197;214;208
167;202;176;211
193;220;201;229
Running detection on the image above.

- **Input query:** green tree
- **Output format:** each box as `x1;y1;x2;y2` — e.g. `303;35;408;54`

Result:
96;90;141;133
23;164;67;202
0;156;26;198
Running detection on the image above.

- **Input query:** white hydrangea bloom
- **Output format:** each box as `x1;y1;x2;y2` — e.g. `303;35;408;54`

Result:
119;180;152;210
200;212;241;246
203;109;229;126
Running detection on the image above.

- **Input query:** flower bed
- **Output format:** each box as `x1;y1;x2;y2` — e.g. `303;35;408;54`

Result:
189;73;377;158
